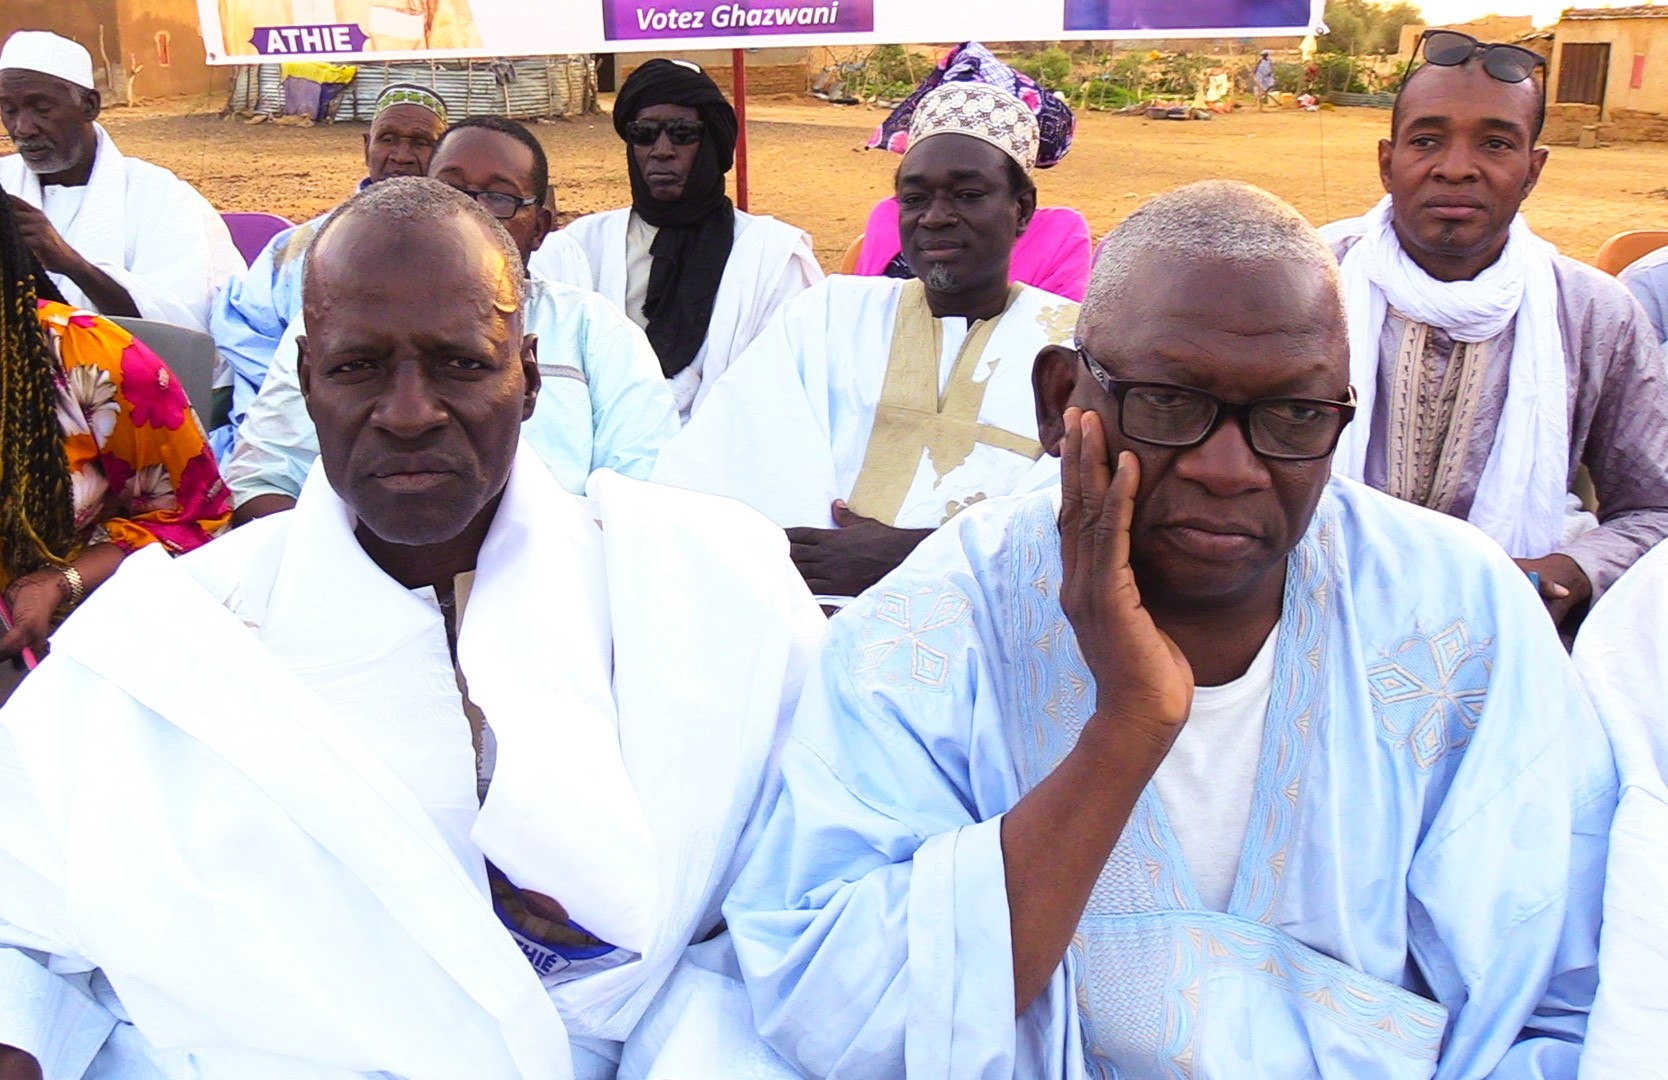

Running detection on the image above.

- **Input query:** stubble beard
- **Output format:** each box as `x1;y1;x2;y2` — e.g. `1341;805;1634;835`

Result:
924;263;959;292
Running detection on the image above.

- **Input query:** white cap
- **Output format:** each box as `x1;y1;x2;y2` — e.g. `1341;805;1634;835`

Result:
908;83;1041;175
0;31;96;91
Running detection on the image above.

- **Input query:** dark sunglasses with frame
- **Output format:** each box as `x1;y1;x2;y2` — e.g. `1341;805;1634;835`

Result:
1399;29;1547;91
624;119;705;147
1077;347;1357;463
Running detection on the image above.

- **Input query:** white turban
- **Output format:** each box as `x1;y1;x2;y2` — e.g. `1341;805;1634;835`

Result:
0;31;96;91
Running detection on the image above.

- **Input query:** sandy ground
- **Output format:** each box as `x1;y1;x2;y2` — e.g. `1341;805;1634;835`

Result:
18;92;1668;271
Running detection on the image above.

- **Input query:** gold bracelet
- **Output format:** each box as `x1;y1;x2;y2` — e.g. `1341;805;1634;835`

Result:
57;564;85;608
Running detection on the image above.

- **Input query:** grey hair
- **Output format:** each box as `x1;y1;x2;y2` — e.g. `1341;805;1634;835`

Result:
306;176;526;308
1081;181;1341;334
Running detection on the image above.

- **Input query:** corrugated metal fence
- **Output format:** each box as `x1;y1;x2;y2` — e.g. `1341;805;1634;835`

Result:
1326;90;1397;109
228;56;596;120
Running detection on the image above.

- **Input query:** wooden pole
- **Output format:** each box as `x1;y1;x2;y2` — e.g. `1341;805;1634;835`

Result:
732;47;750;211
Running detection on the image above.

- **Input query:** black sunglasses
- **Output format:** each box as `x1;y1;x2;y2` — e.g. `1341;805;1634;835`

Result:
1078;347;1356;462
449;186;539;220
1400;29;1546;90
625;119;704;147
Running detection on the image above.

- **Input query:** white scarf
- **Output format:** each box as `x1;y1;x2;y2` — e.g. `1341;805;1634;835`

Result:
294;446;811;1040
256;447;660;956
1327;196;1568;558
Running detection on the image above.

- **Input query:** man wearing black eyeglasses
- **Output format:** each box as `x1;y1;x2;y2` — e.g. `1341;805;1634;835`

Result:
535;58;821;421
224;115;680;524
1322;28;1668;634
725;181;1611;1078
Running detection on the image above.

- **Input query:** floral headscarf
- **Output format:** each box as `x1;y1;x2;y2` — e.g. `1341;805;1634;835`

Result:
867;41;1076;169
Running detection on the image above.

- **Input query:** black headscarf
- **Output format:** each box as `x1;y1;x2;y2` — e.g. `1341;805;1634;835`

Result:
613;59;738;378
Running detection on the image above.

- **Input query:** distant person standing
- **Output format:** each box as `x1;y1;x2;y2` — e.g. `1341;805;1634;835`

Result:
0;31;243;330
1254;49;1277;109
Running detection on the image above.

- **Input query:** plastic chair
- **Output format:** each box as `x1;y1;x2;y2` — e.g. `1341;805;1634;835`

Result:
1595;230;1668;276
222;211;295;265
839;234;865;275
107;317;218;418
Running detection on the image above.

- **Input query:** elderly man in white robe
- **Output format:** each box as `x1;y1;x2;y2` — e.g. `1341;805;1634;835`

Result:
536;59;820;420
225;116;679;524
1321;29;1668;631
0;178;822;1080
725;181;1615;1079
652;82;1080;604
0;31;243;331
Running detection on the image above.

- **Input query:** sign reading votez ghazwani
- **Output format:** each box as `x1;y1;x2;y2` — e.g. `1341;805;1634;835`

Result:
197;0;1320;64
602;0;876;41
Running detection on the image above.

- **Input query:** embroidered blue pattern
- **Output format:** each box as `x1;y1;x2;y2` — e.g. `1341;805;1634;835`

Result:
1001;492;1359;1074
1368;620;1492;771
852;584;974;695
1231;512;1334;925
1179;918;1447;1054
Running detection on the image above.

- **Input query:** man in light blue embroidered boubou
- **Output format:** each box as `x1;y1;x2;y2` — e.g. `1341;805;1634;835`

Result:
725;180;1617;1079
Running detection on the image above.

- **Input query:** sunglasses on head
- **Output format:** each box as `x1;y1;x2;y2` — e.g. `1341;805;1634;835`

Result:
1400;29;1546;89
625;119;704;147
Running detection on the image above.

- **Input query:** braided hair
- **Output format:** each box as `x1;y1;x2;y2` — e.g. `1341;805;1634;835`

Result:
0;196;76;583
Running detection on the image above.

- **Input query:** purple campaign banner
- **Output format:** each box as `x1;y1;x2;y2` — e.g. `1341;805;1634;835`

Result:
603;0;873;41
1063;0;1311;30
249;24;370;55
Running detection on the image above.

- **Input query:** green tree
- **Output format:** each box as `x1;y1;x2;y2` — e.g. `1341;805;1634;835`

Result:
1374;1;1423;54
1321;0;1422;55
1321;0;1368;54
1011;47;1074;88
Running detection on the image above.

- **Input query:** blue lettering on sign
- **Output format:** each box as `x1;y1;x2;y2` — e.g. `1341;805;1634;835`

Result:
514;937;568;977
249;24;368;55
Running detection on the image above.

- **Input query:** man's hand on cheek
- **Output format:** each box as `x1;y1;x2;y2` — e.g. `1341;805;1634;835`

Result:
785;500;934;598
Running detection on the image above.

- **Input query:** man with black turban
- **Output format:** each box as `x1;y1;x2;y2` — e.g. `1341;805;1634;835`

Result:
533;58;821;420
